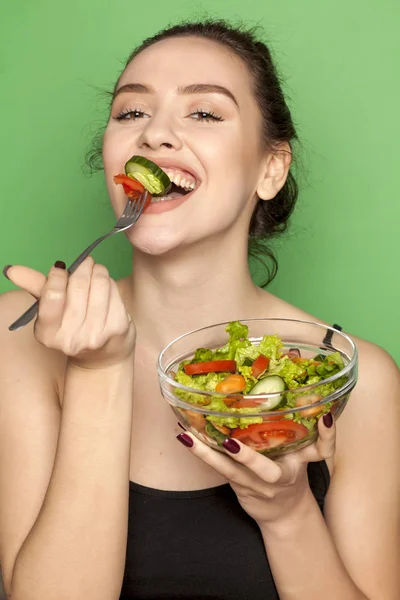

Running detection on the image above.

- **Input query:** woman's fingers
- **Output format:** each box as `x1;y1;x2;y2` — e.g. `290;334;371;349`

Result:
4;265;47;298
7;256;135;367
104;279;132;333
83;264;112;338
178;413;336;490
35;264;69;341
297;412;336;464
177;432;282;486
61;258;94;330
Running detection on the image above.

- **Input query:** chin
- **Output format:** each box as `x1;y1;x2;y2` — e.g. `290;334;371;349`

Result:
127;225;185;256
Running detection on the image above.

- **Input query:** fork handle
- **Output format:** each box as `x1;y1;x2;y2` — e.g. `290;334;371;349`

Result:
66;231;111;275
8;231;113;331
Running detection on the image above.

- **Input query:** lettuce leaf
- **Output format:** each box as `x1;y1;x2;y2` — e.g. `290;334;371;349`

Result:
269;356;305;388
257;334;284;364
234;334;283;367
315;352;344;377
215;321;252;360
192;347;216;362
237;365;258;393
205;395;263;430
206;414;263;429
226;321;249;341
234;344;262;366
175;370;228;405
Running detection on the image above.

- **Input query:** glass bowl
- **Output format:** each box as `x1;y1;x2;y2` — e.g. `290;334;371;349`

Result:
157;319;358;459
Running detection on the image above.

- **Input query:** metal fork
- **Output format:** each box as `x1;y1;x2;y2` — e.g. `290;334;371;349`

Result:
9;191;149;331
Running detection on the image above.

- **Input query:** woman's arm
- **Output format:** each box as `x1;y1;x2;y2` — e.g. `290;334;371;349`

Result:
179;342;400;600
9;361;134;600
259;343;400;600
259;488;368;599
0;260;136;600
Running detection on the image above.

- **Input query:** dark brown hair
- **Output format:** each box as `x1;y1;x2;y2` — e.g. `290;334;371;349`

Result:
87;20;299;285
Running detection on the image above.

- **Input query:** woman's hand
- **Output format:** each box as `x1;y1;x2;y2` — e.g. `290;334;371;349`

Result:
177;414;335;527
5;258;135;369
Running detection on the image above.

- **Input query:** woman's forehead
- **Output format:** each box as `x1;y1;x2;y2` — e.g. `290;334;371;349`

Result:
118;36;252;93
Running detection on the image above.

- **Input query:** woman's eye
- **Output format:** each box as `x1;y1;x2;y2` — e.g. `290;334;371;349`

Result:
114;109;148;121
190;110;223;122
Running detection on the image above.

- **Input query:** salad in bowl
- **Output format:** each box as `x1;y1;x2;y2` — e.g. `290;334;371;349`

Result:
157;319;358;458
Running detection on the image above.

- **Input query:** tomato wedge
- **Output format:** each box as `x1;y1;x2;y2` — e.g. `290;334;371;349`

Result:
291;356;321;366
229;398;263;409
184;360;236;376
251;354;270;378
113;174;152;207
231;420;308;450
216;374;246;394
295;394;323;417
182;409;207;432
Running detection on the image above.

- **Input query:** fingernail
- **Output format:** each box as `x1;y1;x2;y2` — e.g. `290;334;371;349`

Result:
54;261;66;270
323;412;333;428
2;265;12;280
177;422;186;431
176;433;193;448
222;438;240;454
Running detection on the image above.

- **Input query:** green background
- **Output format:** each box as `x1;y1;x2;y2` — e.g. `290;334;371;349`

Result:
1;0;399;363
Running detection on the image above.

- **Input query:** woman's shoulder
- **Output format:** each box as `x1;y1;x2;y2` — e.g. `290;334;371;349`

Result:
0;290;67;399
262;289;400;467
262;288;399;432
261;289;398;375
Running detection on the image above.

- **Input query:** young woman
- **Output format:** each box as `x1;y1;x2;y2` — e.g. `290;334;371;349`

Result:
0;21;399;600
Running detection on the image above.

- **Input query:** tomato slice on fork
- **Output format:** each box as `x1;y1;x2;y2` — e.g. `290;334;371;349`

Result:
114;174;152;207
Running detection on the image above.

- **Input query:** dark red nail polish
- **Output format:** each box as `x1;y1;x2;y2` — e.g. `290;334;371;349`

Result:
323;412;333;428
54;261;66;270
2;265;12;280
176;433;193;448
177;422;186;431
222;438;240;454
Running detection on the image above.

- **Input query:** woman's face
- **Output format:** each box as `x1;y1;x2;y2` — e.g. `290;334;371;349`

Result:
103;36;271;255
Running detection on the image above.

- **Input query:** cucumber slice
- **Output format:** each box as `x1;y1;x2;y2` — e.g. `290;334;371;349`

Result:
249;375;286;395
125;155;171;196
248;375;285;410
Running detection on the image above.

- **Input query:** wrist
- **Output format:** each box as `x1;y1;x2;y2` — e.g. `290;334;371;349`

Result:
258;487;319;539
68;351;135;373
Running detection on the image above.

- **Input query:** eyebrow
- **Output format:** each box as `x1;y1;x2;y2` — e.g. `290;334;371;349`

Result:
113;82;238;106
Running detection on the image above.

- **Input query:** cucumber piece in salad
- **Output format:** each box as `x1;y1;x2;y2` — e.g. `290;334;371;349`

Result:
247;375;285;410
249;375;285;395
125;155;171;196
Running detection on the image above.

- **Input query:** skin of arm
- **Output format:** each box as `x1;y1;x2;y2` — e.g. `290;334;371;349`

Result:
257;344;400;600
0;287;134;600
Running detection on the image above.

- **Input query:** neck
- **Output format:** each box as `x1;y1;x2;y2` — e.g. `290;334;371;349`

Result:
125;232;265;349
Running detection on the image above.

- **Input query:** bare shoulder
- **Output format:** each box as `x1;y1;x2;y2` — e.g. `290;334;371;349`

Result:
332;332;399;466
0;290;67;399
262;288;400;461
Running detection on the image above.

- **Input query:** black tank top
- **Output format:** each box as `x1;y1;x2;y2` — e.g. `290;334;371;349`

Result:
119;460;330;600
120;324;341;599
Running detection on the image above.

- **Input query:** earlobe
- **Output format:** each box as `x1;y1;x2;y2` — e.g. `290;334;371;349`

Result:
256;145;292;200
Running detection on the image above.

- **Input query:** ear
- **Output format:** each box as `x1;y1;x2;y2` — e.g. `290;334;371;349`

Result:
256;143;292;201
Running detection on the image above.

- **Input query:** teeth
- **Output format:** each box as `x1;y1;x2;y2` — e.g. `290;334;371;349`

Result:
163;168;197;190
151;194;174;203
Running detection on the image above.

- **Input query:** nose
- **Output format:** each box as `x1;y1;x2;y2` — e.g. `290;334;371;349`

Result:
137;113;182;151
